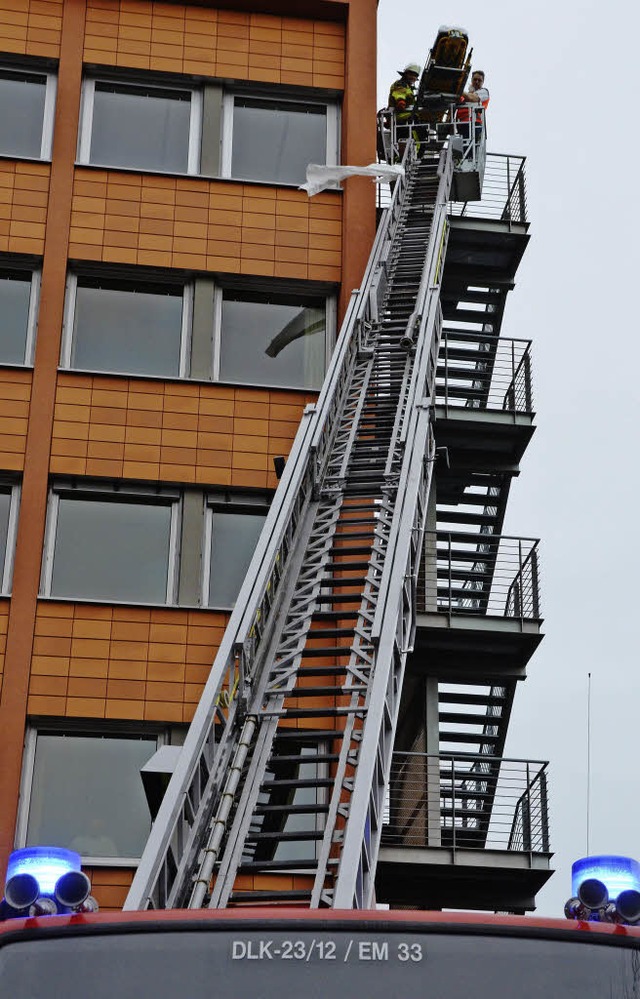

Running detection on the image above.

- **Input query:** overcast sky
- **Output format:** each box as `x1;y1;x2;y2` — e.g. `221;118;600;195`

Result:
376;1;640;916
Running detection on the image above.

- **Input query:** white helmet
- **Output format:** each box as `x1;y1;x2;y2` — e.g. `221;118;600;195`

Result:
402;63;421;76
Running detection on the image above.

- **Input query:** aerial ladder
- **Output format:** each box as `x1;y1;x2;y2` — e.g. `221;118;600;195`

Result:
126;79;484;913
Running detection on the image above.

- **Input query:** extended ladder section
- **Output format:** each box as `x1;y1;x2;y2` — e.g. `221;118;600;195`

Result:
126;139;455;912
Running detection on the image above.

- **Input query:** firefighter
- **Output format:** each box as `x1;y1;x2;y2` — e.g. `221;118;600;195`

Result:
388;62;421;119
388;62;421;158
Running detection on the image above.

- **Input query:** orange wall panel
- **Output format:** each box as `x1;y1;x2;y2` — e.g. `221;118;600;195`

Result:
29;601;229;722
69;170;342;281
83;865;133;910
0;161;50;255
0;368;31;470
0;0;63;59
52;373;314;489
83;2;345;89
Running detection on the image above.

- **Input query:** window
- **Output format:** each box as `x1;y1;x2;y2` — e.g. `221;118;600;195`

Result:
0;68;56;159
19;729;162;862
42;488;179;604
203;495;269;608
222;95;338;185
79;79;201;174
0;268;39;364
216;289;330;390
61;270;334;390
0;484;19;594
62;275;190;378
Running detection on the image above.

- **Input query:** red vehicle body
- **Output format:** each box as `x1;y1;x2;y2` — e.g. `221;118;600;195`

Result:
2;908;640;998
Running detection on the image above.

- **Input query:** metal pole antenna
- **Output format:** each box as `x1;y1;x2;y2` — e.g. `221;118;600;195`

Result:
586;672;592;855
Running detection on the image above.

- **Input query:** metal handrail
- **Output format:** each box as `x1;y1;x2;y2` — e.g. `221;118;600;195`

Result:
450;152;527;224
436;329;534;415
419;532;541;620
378;151;527;223
508;764;550;853
382;752;550;856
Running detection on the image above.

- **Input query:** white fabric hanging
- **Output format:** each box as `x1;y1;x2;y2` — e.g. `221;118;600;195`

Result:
300;162;404;197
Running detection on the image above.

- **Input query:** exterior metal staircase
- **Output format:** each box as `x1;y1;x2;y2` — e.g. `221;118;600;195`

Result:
125;139;457;913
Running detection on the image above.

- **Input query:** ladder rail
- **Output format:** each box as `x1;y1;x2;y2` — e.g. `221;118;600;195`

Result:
331;151;455;907
124;149;416;912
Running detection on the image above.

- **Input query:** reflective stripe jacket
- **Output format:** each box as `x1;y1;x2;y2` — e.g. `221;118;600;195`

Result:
388;79;416;119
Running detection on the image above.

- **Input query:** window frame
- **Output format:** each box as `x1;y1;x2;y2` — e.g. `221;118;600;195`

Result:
16;725;170;866
0;266;40;366
213;283;336;391
41;484;181;606
202;492;271;609
0;66;57;160
0;482;21;595
78;77;202;175
60;272;193;378
220;92;340;184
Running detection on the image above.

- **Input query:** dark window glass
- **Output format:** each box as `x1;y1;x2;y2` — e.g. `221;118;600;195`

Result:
71;283;184;377
232;98;326;185
0;274;31;363
90;84;191;173
51;497;172;603
220;294;326;389
208;510;266;607
0;71;47;158
0;490;11;580
3;931;640;999
26;734;156;858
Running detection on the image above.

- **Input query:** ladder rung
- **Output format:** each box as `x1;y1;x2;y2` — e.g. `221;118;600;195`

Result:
280;685;367;698
299;646;356;657
266;752;340;764
274;729;339;740
248;830;325;842
268;706;365;718
230;890;313;902
255;804;330;814
239;860;319;871
261;778;335;790
298;665;370;677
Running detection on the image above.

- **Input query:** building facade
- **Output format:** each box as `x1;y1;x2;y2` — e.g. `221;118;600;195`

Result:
0;0;378;908
0;0;551;913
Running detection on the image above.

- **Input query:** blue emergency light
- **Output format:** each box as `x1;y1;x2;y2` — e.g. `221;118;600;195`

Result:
1;846;98;920
6;846;80;895
566;854;640;925
572;855;640;898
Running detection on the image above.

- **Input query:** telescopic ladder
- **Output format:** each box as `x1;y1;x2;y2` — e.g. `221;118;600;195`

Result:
125;137;455;912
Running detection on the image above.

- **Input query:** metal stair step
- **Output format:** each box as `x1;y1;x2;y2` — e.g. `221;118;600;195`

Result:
440;692;509;707
439;730;500;744
439;710;504;725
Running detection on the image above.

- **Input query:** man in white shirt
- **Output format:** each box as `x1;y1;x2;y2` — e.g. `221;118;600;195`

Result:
457;70;490;146
462;70;490;110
